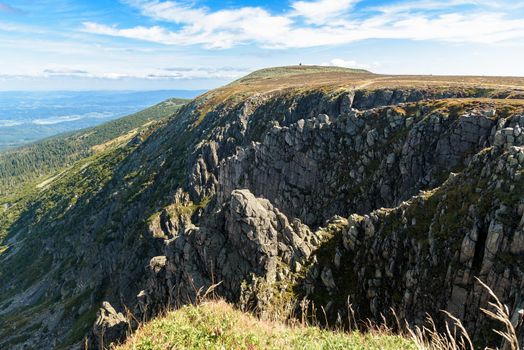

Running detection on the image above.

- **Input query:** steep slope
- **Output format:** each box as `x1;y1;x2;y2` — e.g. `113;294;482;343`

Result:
141;98;524;347
299;143;524;343
1;66;524;349
0;98;188;197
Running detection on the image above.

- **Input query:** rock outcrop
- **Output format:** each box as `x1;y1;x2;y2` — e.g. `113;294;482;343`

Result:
1;67;524;349
91;302;129;349
141;97;524;347
218;104;499;225
300;145;524;343
141;189;319;317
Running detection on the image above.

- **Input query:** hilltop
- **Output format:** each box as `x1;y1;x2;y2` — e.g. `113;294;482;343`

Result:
192;65;524;126
233;65;371;82
0;66;523;349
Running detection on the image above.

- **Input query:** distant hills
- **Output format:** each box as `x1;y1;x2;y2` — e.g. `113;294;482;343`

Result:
0;90;204;151
0;97;189;197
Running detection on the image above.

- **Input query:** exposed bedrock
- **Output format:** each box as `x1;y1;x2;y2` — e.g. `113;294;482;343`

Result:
140;93;524;348
2;84;522;349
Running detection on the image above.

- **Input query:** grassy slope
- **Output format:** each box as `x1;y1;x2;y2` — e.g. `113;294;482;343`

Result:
234;65;371;83
0;98;189;197
193;65;524;126
0;140;143;348
118;301;415;350
0;98;187;250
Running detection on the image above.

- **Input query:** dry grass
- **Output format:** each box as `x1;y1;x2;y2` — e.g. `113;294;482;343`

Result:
234;65;371;83
91;121;155;153
477;278;520;350
111;278;522;350
116;300;415;350
406;278;521;350
408;312;474;350
191;65;524;127
229;66;524;92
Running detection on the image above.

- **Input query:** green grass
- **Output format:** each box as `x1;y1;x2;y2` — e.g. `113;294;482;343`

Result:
117;300;416;350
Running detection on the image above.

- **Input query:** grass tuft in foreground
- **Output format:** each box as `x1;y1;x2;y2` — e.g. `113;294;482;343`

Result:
116;300;416;350
115;278;522;350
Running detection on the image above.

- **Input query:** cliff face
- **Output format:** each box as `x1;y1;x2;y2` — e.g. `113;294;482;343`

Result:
141;93;524;348
300;144;524;342
1;67;524;349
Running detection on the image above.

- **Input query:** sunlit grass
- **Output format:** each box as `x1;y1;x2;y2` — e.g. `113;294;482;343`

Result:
118;300;416;350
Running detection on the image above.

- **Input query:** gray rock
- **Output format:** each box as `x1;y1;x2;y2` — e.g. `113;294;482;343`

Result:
91;302;128;349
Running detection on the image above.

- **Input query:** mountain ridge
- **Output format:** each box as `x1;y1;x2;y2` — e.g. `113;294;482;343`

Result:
1;67;523;349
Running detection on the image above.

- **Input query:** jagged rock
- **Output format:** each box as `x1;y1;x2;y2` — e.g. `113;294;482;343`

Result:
91;302;128;349
320;267;336;290
459;226;478;264
3;73;524;349
227;190;280;282
141;189;319;315
299;146;524;347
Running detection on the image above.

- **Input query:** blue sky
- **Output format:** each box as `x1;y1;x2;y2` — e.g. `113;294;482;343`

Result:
1;0;524;90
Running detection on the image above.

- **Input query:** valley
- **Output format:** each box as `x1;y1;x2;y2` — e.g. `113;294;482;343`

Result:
0;91;203;151
1;66;523;349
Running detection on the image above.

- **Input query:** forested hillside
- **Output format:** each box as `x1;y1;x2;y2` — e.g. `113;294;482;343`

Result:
0;98;188;197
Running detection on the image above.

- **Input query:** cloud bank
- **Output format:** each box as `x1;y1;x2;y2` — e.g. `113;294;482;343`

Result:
82;0;524;49
0;66;250;81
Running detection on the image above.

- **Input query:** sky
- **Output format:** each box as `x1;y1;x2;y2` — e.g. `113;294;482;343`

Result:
0;0;524;90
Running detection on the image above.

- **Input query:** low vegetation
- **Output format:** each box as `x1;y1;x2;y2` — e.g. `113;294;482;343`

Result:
233;65;371;83
117;300;415;350
117;279;520;350
0;98;188;196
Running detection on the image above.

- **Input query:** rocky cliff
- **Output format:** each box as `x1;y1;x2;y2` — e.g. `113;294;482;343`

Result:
142;96;524;348
1;66;523;349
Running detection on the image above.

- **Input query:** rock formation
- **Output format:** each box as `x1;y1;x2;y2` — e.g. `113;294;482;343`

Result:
1;67;523;349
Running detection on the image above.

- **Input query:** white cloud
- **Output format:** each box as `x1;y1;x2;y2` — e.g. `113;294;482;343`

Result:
154;66;249;79
321;58;371;69
97;1;294;49
0;66;248;81
32;112;114;125
124;0;206;23
388;13;524;43
0;21;44;34
290;0;356;24
370;0;474;15
0;120;23;127
83;22;184;45
44;68;90;75
0;22;16;31
82;0;524;49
